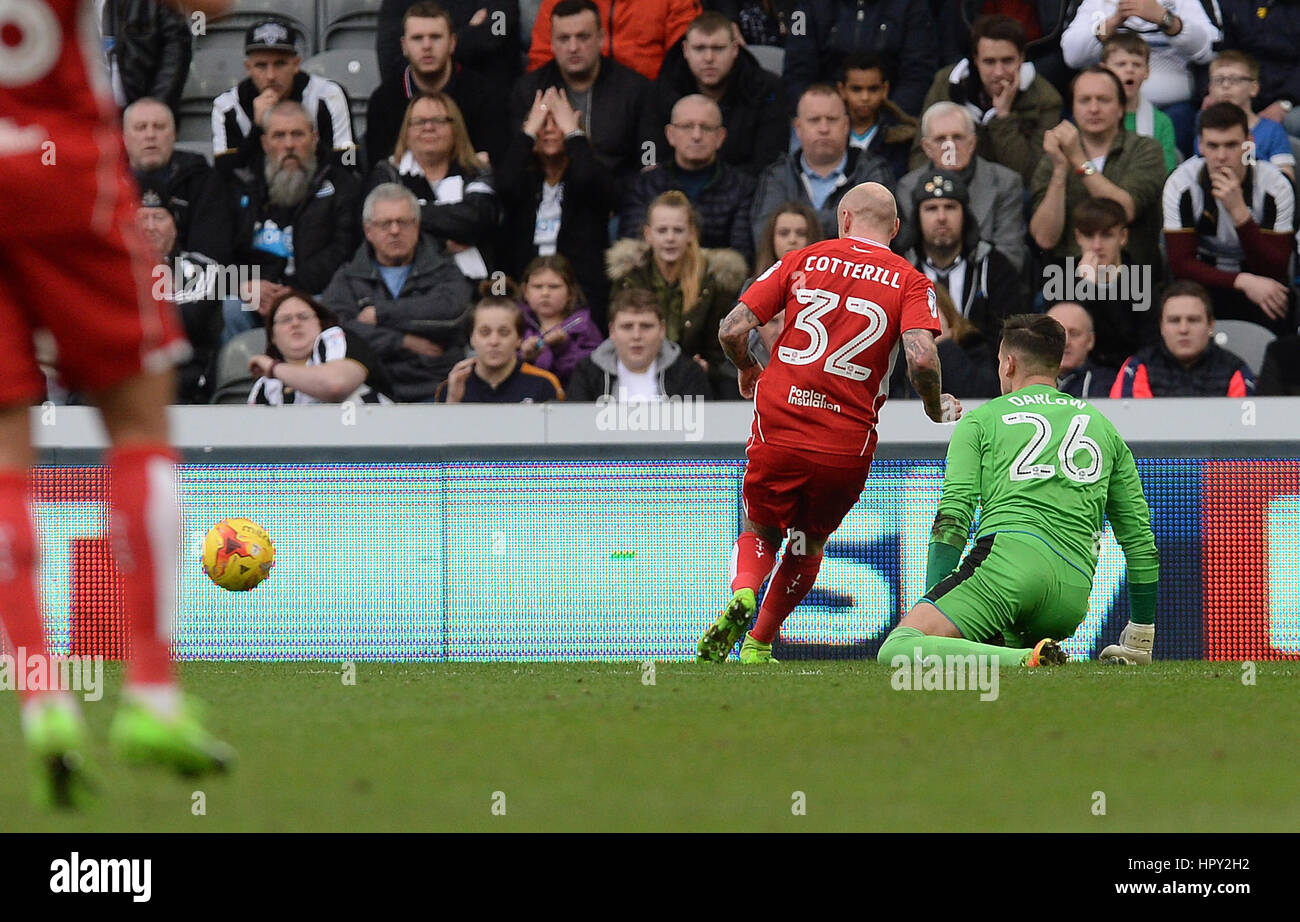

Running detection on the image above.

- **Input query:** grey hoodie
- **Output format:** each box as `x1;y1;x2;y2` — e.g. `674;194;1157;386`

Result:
566;337;711;401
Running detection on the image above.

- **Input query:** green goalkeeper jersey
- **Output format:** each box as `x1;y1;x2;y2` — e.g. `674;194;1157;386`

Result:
932;384;1159;584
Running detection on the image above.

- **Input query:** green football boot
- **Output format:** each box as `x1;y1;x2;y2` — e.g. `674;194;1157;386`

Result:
110;695;236;776
697;588;756;662
25;700;98;810
739;633;778;664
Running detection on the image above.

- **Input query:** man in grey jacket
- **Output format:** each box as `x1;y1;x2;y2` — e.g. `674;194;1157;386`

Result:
750;85;894;249
319;184;474;401
894;101;1029;274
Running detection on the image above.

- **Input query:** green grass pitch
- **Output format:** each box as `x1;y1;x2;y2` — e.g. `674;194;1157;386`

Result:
2;660;1296;832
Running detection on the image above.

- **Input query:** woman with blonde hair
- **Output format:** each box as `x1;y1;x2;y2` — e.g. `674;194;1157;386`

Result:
605;190;748;397
366;92;500;280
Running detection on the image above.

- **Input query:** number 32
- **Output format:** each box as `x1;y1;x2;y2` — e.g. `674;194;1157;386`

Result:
776;287;888;381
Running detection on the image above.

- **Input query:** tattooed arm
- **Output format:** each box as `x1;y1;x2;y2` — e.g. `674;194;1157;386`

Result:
718;303;764;399
719;303;760;369
903;328;962;423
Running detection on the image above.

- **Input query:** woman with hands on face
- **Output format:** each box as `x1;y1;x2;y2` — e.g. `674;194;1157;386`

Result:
497;85;619;330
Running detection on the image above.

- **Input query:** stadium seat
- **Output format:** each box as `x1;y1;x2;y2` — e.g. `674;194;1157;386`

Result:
320;0;382;52
1214;320;1277;376
183;46;246;103
176;105;213;145
302;50;382;110
210;328;268;404
748;45;784;78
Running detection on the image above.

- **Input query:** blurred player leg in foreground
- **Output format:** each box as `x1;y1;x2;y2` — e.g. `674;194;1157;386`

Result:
92;371;236;777
878;315;1159;668
0;407;98;808
1;0;236;806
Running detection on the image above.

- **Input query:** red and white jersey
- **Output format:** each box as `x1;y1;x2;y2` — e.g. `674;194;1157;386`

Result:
0;0;129;237
741;235;940;459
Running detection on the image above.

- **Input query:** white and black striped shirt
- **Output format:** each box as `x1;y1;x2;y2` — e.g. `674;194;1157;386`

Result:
249;327;393;405
213;72;354;172
1163;157;1294;272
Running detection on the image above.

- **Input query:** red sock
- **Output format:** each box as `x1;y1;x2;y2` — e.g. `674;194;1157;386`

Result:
107;444;179;687
0;472;48;701
750;549;823;644
730;531;778;594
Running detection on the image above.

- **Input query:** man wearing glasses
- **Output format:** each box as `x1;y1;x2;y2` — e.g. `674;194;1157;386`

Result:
638;11;786;176
320;184;474;401
619;95;757;261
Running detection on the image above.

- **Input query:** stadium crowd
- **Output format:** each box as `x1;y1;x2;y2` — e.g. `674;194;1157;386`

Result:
91;0;1300;405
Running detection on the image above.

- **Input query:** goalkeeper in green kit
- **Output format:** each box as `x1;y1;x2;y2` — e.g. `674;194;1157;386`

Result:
878;314;1159;668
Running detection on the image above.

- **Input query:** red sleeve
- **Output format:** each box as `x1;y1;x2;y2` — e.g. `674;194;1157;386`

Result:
1109;362;1127;398
1165;230;1242;291
528;0;557;71
899;270;940;337
1132;363;1153;398
738;255;791;324
1236;219;1294;280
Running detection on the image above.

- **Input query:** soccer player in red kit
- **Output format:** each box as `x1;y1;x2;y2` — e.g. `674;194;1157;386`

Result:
697;183;962;663
0;0;234;807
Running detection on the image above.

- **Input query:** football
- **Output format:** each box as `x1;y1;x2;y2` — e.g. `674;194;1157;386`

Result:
201;518;275;591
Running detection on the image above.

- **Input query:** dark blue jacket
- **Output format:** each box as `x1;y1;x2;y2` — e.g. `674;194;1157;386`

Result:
1219;0;1300;110
783;0;939;115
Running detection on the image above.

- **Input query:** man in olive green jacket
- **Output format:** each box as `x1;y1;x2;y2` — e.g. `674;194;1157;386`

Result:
909;14;1063;186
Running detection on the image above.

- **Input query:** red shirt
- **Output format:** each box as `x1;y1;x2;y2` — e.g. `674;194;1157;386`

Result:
0;0;125;236
741;236;940;459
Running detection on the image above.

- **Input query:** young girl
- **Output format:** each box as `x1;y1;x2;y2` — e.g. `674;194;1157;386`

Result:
518;255;603;388
605;190;747;397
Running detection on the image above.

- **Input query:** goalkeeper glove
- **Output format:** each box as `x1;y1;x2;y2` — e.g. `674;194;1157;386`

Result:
1099;621;1154;665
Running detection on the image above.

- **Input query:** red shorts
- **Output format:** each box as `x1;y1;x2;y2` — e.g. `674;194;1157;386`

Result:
0;147;187;404
741;438;873;540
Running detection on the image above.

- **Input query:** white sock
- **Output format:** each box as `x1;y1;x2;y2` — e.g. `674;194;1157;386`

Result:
125;682;181;720
20;691;79;734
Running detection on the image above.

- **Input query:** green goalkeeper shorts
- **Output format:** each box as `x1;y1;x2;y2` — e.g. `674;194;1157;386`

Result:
922;531;1093;647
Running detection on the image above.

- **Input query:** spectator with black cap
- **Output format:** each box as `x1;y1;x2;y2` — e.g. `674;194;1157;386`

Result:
897;169;1026;345
134;187;224;404
211;16;357;178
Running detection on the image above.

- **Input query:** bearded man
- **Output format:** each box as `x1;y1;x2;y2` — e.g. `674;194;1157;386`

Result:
225;101;361;339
